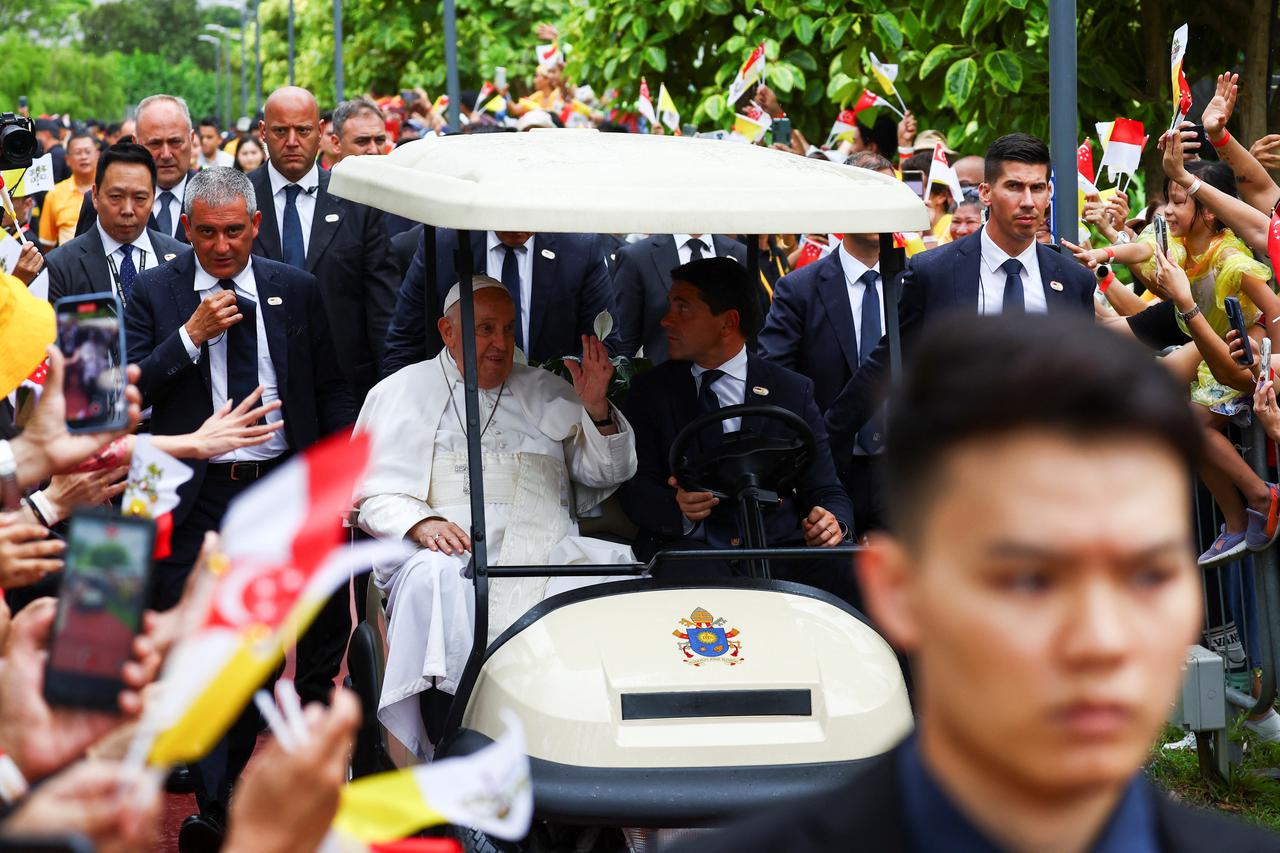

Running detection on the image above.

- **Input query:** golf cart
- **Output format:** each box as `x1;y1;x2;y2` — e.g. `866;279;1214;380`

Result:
329;130;931;850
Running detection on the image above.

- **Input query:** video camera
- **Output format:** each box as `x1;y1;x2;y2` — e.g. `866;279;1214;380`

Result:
0;113;37;171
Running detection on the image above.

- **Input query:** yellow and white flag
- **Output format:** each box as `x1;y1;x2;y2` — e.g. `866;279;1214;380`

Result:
324;712;532;849
656;83;680;132
636;77;657;126
1;155;54;198
731;111;771;144
868;52;908;115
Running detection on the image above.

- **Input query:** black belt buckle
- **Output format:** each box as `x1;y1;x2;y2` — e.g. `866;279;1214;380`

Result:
229;461;259;481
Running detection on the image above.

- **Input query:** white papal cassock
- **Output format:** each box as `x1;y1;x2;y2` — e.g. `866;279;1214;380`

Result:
354;351;637;757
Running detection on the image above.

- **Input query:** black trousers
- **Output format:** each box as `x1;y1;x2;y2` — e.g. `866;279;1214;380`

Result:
840;454;889;539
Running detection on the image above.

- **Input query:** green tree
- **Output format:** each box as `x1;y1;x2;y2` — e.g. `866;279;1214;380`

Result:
116;51;219;121
80;0;216;66
0;33;124;118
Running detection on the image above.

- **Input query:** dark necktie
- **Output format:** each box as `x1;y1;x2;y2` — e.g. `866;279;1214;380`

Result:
696;368;726;450
686;238;706;262
501;244;525;351
282;184;306;269
857;270;885;454
117;245;137;302
1001;258;1025;314
221;279;258;407
155;190;175;237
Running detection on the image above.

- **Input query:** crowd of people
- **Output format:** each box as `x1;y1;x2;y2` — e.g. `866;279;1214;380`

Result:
2;33;1280;853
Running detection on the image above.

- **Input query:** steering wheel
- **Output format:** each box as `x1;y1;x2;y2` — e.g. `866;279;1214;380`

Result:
668;404;817;500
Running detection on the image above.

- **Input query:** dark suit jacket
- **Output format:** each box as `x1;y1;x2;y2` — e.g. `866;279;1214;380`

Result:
123;252;356;524
73;171;197;245
382;229;619;375
672;745;1280;853
614;234;748;363
45;226;188;304
620;354;853;557
247;165;399;408
758;250;907;414
823;230;1096;458
390;222;423;280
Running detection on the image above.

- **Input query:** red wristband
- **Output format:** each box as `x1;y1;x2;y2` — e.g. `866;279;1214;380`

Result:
1098;271;1116;293
1211;130;1231;149
1105;246;1117;262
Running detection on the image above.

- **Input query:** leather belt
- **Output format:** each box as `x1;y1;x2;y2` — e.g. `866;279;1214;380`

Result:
206;459;282;482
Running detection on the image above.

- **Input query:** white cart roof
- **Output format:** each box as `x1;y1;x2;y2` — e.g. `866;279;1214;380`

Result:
327;129;931;234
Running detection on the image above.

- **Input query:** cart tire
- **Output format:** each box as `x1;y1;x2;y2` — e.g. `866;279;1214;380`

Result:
454;827;523;853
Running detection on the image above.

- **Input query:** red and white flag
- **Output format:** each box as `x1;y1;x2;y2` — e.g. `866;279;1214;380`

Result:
1170;24;1191;129
827;109;859;145
535;42;563;67
793;238;825;269
727;42;766;106
1098;118;1146;184
636;77;656;126
1077;141;1095;186
138;431;409;768
927;142;964;205
473;83;495;113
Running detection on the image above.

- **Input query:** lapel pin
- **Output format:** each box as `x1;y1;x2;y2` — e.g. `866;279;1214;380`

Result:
752;385;770;396
541;248;556;260
163;253;176;261
267;296;283;306
1050;280;1064;291
325;213;340;223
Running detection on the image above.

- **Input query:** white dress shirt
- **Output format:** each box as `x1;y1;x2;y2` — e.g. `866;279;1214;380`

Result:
691;344;748;433
197;149;235;169
177;258;287;461
673;234;716;265
485;231;535;349
837;242;885;352
267;160;320;257
151;173;188;237
978;226;1046;315
95;221;156;300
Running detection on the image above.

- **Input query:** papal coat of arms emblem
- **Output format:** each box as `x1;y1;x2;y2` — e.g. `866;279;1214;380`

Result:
673;606;743;665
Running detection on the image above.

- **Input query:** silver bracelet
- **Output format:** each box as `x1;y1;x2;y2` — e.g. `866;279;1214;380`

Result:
0;440;19;512
1113;232;1132;245
1186;177;1203;196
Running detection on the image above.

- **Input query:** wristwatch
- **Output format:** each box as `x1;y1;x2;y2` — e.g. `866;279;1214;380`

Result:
0;440;19;512
1178;304;1202;324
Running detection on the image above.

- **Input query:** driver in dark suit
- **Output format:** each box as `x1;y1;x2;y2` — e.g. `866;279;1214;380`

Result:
619;257;855;603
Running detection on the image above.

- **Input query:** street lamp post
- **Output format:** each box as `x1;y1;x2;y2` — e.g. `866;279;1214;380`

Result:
334;0;344;103
288;0;295;85
198;34;223;127
239;6;248;120
206;25;240;132
254;0;262;115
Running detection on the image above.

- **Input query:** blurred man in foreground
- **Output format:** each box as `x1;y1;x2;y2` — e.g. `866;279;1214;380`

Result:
680;314;1277;851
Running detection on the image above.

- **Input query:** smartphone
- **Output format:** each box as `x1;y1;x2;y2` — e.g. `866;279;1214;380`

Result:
400;90;419;103
494;66;507;90
681;123;697;137
902;170;926;199
17;95;28;109
1259;337;1273;389
54;293;128;434
772;117;792;146
44;511;156;711
1153;214;1169;257
1225;296;1253;366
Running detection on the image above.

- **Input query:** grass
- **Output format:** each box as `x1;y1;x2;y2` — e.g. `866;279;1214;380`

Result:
1147;721;1280;832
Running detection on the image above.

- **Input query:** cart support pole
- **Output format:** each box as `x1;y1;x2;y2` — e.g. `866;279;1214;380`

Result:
443;0;461;131
878;233;904;377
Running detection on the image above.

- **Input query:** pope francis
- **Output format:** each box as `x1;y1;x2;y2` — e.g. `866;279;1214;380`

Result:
355;277;638;757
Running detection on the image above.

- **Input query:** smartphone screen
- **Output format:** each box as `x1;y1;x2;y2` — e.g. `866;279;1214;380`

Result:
44;512;155;711
1153;214;1169;257
54;293;127;434
772;118;792;145
901;170;926;199
494;66;507;90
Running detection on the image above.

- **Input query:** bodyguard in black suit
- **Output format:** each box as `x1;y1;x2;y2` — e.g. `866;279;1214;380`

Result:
249;86;400;407
823;134;1096;461
620;258;856;603
673;314;1279;853
383;227;619;374
759;234;901;533
47;141;188;305
123;168;354;843
74;94;199;246
613;233;747;363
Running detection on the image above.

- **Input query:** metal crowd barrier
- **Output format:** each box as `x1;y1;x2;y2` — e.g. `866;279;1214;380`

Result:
1186;419;1280;781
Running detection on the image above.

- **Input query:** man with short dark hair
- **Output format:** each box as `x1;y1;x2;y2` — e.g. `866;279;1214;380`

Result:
46;142;188;305
679;313;1278;852
613;232;748;363
823;133;1095;462
329;98;388;162
196;115;234;169
620;257;855;601
37;130;98;249
33;118;70;183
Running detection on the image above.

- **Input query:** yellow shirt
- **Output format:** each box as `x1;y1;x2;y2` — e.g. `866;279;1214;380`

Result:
37;178;89;248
